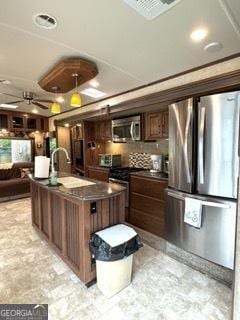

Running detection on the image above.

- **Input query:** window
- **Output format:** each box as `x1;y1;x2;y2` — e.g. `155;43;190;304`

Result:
0;139;32;163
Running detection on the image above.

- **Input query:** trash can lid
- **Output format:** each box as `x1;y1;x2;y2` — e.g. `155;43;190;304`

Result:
95;224;137;247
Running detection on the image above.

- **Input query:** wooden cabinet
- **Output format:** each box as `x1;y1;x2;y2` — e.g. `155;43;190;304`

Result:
95;120;112;141
129;175;168;237
0;111;48;132
12;116;24;129
86;166;109;182
30;178;125;285
144;109;168;140
27;118;37;130
0;114;8;129
71;124;83;140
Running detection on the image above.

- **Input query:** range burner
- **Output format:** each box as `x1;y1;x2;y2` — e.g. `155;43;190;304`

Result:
109;167;144;182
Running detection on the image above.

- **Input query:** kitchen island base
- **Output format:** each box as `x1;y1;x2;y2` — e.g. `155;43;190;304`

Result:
30;179;125;286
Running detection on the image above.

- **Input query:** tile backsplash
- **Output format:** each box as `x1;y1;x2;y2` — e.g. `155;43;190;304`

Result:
105;140;168;166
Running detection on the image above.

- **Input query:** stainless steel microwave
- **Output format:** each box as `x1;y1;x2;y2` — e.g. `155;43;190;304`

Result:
112;115;141;142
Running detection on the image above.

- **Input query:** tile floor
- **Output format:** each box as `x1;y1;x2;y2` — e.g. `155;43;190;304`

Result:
0;198;232;320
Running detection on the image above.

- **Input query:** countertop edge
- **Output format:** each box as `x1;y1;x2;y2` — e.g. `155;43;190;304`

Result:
29;174;126;201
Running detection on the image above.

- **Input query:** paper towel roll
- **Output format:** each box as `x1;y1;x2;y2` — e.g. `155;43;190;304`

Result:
34;156;50;178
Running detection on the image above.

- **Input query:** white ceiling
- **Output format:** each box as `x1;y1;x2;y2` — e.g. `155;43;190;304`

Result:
0;0;239;116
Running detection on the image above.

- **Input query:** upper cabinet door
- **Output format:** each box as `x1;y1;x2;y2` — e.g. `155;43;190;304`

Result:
144;110;168;140
0;114;8;129
95;120;112;141
71;124;83;140
161;110;169;138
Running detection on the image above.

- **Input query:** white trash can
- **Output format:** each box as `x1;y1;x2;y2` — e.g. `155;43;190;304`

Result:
90;224;143;298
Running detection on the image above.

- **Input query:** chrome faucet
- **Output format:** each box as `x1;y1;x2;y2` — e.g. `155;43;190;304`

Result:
51;147;71;173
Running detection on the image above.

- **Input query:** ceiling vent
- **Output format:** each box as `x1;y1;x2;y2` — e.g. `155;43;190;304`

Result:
123;0;182;20
33;13;58;29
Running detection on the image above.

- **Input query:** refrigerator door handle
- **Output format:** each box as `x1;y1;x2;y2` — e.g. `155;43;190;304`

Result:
199;106;206;184
167;191;231;209
201;201;231;209
184;105;192;184
130;122;134;141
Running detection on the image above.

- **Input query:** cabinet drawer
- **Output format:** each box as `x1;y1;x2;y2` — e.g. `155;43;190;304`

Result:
87;169;109;182
131;192;165;218
131;176;167;200
129;208;165;237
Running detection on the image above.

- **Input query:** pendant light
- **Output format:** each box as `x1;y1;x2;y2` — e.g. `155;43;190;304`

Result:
51;87;61;114
70;73;82;107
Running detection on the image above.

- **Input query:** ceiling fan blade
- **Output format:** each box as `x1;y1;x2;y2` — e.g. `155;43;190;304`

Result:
1;92;22;99
4;100;24;104
32;101;49;110
34;98;54;104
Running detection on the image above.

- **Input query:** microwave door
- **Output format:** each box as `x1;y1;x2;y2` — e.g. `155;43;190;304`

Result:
112;122;133;141
132;121;141;141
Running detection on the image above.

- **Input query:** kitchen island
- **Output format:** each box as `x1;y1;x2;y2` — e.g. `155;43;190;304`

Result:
29;173;125;286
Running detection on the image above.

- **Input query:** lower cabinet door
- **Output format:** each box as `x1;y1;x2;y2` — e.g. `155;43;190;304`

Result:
129;192;166;237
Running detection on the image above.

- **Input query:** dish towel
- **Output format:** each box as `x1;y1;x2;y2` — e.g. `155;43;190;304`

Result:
184;197;202;228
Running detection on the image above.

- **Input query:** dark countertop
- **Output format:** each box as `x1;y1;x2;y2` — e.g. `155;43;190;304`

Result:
130;170;168;181
29;172;125;201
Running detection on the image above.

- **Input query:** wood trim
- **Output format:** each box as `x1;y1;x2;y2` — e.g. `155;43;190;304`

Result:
52;52;240;120
61;198;67;256
37;185;42;231
109;69;240;114
38;57;98;93
47;192;52;242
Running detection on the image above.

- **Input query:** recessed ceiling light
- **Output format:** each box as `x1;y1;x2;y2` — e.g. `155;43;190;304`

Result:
33;13;58;30
190;28;208;42
0;104;18;109
81;88;106;98
64;123;69;127
89;80;99;88
0;79;12;85
204;42;223;53
56;96;64;103
32;108;39;114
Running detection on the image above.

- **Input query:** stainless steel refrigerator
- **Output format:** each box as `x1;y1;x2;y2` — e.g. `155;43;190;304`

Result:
165;91;240;269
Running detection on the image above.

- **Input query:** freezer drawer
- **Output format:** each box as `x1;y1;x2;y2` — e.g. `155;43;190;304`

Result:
165;189;237;269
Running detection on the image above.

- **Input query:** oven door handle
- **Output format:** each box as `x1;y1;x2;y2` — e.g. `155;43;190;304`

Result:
109;178;129;185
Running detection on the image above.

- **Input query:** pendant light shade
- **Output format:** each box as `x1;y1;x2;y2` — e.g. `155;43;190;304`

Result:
70;92;82;107
51;86;61;114
51;102;61;114
70;74;82;107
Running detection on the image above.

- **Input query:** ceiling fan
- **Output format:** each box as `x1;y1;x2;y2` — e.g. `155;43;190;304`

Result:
0;91;54;110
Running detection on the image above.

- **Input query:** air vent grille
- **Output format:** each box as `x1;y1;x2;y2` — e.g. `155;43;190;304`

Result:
33;13;58;29
123;0;182;20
